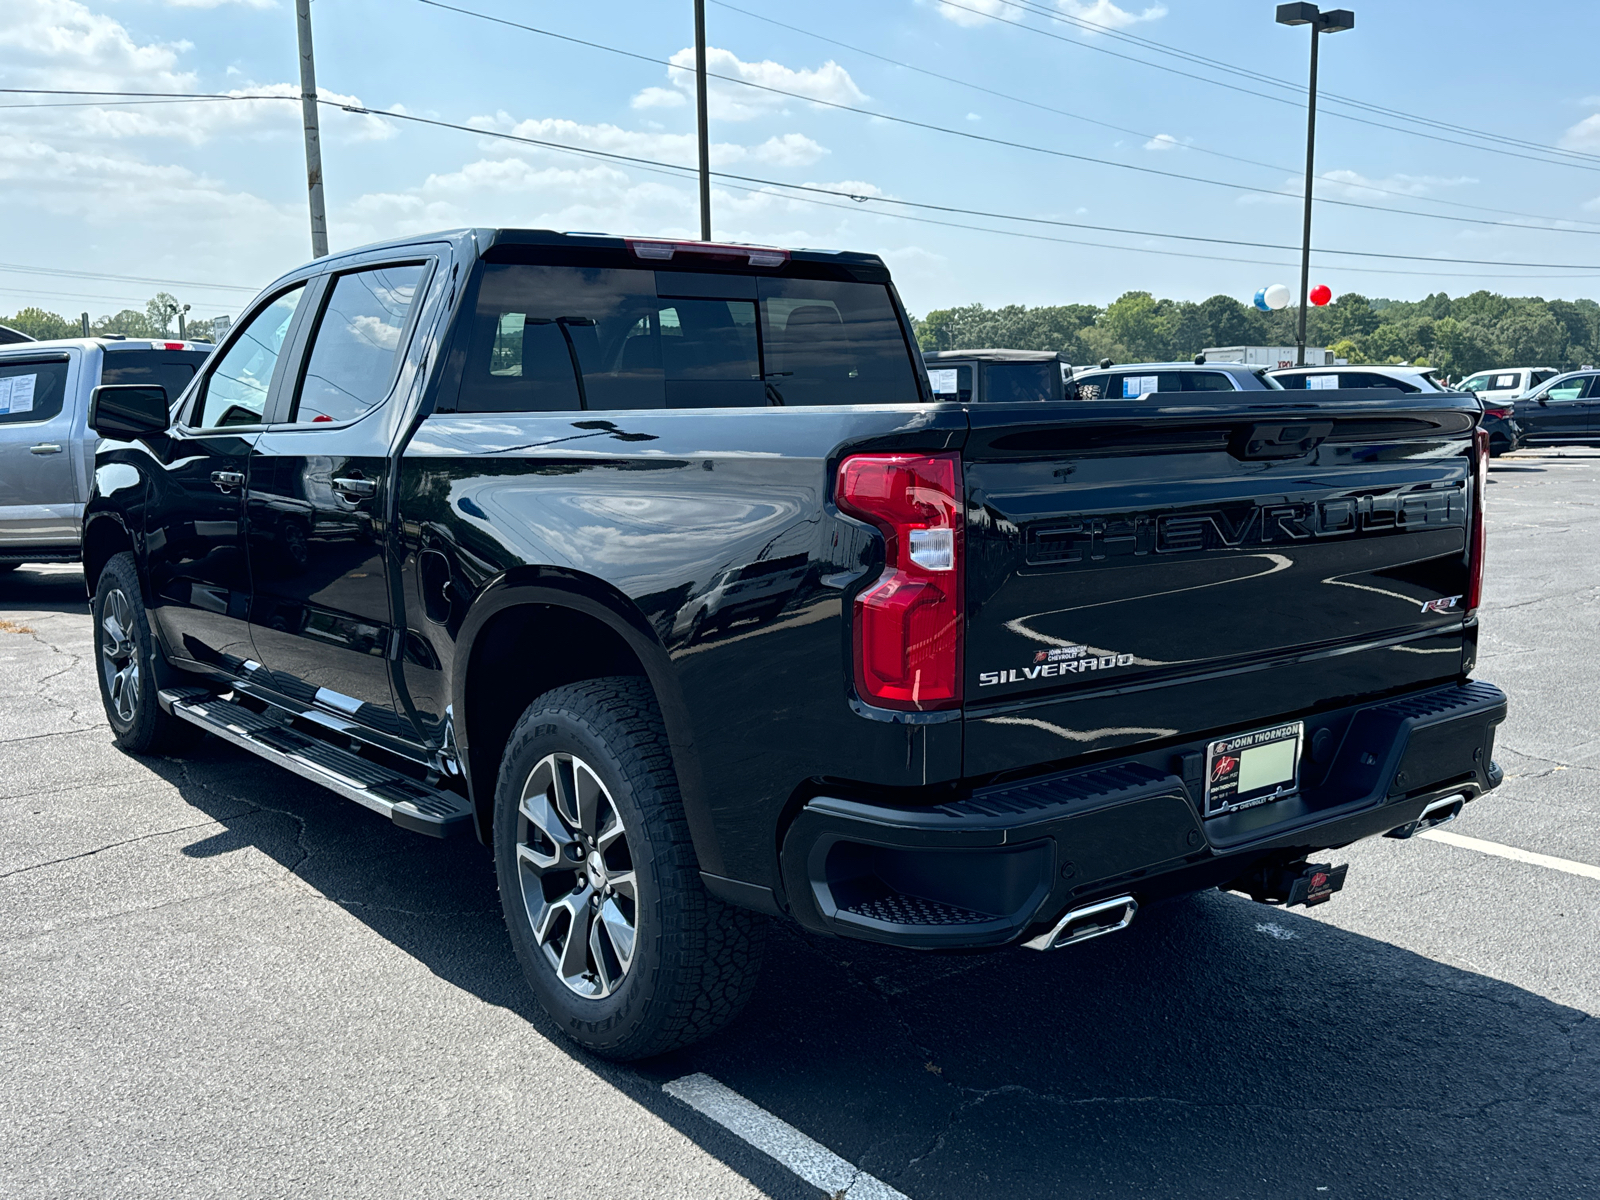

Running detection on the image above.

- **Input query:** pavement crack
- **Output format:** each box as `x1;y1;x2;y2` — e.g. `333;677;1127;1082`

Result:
0;819;224;880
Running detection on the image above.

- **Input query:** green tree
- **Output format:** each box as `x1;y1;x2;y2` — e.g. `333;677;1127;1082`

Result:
92;309;154;337
0;306;79;340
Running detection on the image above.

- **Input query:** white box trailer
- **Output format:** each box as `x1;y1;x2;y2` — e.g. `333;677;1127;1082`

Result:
1203;345;1335;368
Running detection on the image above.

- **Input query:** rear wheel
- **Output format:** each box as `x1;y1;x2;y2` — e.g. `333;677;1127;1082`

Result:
92;552;198;754
493;677;765;1059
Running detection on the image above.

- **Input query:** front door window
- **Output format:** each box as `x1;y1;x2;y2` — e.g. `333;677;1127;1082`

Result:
194;285;307;428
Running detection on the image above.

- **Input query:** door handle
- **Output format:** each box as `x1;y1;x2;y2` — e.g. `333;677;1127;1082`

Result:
29;443;62;455
211;469;245;490
332;476;376;499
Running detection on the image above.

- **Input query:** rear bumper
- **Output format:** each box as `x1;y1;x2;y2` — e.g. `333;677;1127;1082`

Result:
778;680;1507;950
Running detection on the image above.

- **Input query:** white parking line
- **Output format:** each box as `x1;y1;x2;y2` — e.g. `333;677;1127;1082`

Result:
1420;829;1600;881
664;1073;911;1200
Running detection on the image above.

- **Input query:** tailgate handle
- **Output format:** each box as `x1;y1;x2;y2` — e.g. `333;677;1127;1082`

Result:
1233;421;1334;460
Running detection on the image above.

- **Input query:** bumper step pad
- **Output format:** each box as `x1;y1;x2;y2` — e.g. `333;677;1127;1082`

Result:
160;690;471;837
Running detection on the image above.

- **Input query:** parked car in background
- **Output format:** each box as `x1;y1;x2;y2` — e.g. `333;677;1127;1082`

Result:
1458;367;1559;404
0;337;213;571
1072;358;1281;398
1268;365;1446;393
1512;370;1600;449
923;349;1071;402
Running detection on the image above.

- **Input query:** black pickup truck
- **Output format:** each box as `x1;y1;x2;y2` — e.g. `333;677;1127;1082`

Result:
82;229;1506;1059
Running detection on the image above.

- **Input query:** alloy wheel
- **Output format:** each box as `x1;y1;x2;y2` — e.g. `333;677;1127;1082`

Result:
100;587;140;725
516;752;638;999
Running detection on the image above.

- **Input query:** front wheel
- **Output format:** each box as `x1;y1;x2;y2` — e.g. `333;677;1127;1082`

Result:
92;552;198;754
493;677;765;1059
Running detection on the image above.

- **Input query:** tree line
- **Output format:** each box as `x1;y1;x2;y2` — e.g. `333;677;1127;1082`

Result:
913;290;1600;376
1;293;221;343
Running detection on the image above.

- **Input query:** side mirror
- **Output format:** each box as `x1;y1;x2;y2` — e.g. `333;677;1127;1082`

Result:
1537;396;1548;406
90;384;169;438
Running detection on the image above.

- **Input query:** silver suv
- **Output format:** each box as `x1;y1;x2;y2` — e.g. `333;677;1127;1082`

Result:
0;338;212;571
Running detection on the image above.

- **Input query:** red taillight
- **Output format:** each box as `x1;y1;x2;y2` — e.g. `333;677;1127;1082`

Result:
1483;405;1513;420
836;453;964;711
1467;427;1488;614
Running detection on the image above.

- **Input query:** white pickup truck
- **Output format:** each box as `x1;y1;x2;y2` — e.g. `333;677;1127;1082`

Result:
0;338;212;570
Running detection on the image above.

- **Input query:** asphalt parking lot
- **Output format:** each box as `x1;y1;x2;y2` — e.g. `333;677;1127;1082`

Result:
2;449;1597;1200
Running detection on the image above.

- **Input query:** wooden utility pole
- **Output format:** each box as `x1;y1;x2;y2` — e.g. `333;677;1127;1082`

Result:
295;0;329;258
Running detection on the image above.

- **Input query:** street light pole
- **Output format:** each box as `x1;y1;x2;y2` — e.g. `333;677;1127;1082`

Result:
295;0;330;258
1276;3;1354;366
694;0;712;241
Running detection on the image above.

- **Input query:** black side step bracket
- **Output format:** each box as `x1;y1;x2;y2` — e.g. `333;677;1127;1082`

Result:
159;689;472;837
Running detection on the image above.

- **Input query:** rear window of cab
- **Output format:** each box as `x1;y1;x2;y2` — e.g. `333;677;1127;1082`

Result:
450;263;922;412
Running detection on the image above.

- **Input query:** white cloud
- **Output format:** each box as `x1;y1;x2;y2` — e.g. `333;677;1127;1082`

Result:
630;46;866;121
931;0;1165;28
1561;113;1600;151
0;0;195;92
931;0;1008;26
162;0;273;8
1143;133;1183;151
1057;0;1167;30
966;112;981;122
470;113;827;171
631;87;686;111
1239;169;1476;206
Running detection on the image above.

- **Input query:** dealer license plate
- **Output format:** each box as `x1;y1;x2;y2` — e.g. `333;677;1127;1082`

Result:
1204;721;1303;817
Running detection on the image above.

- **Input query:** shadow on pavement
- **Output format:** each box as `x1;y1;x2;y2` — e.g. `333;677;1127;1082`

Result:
0;565;89;616
140;739;1598;1200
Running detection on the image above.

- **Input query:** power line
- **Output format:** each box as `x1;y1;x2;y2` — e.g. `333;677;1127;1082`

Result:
399;2;1600;235
331;98;1600;274
936;0;1600;174
708;0;1600;231
0;261;258;294
992;0;1600;168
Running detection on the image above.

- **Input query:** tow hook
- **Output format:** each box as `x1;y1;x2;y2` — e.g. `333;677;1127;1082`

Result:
1227;861;1348;908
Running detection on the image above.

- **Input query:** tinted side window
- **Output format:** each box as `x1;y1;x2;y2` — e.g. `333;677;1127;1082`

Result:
983;363;1059;403
1074;372;1110;400
0;358;69;425
1546;377;1587;401
101;350;211;401
1176;371;1237;392
292;264;426;423
1341;372;1418;392
758;278;919;406
195;285;307;427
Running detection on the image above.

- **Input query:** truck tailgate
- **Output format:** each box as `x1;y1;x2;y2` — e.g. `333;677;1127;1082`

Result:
962;393;1480;777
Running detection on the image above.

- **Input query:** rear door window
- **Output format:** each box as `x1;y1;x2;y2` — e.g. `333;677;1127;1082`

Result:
101;350;212;402
983;362;1059;403
0;357;69;425
926;365;972;402
292;264;427;423
457;264;920;412
194;284;308;428
1175;371;1237;392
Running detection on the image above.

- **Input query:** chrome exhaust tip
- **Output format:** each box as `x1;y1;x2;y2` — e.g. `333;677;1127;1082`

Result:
1385;792;1467;840
1022;895;1138;951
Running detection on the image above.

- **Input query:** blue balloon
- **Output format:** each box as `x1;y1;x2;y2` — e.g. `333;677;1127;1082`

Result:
1253;288;1271;312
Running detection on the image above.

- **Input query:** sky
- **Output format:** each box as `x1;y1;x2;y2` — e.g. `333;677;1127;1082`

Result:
8;0;1600;327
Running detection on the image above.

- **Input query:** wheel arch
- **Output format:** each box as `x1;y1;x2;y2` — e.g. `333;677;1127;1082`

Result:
451;569;722;874
81;512;138;600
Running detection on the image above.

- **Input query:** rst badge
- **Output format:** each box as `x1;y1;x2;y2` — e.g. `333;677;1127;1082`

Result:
1420;595;1463;614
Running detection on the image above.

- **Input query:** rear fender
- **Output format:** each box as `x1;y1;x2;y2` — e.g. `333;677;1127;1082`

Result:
450;567;721;873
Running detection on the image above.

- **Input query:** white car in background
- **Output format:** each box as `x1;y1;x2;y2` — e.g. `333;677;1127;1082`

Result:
1458;367;1561;403
1267;364;1449;393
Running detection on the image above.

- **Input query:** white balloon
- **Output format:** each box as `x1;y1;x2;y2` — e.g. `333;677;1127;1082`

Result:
1263;283;1292;310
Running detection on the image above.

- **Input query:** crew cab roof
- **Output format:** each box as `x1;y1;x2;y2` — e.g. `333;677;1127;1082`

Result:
923;349;1069;364
252;228;894;296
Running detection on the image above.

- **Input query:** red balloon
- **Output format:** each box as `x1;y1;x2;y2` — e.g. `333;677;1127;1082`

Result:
1309;284;1333;306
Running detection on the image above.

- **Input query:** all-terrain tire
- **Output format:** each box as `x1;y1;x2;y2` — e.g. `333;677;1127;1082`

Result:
91;552;199;755
493;677;766;1059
